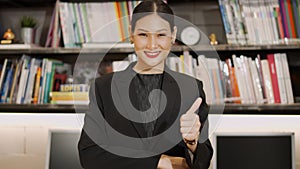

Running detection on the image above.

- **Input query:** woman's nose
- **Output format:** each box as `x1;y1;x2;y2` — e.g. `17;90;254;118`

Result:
147;34;158;49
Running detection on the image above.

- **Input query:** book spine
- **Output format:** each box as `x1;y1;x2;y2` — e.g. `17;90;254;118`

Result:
279;0;289;38
267;54;281;103
286;0;297;38
261;60;274;104
9;60;20;103
292;0;300;37
281;53;294;103
16;58;29;104
275;6;285;39
79;3;91;42
274;53;287;104
226;58;241;103
33;67;42;104
1;63;13;103
0;59;8;92
43;60;53;103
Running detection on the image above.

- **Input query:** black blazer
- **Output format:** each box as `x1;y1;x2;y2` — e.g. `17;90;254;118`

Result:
78;63;213;169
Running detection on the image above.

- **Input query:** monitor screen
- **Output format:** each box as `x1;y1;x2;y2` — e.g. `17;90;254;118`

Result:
214;132;295;169
45;130;83;169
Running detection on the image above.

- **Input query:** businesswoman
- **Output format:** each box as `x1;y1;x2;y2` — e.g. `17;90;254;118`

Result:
78;0;213;169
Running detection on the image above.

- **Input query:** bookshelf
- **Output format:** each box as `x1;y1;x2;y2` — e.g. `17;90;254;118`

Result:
0;0;300;114
1;44;300;54
1;103;300;115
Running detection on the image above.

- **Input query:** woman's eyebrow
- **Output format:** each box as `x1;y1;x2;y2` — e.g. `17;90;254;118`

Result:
137;28;168;32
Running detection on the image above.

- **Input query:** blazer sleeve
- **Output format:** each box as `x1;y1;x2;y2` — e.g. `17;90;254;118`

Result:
77;78;108;169
184;80;213;169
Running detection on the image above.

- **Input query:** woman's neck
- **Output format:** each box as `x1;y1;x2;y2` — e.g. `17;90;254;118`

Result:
133;61;164;74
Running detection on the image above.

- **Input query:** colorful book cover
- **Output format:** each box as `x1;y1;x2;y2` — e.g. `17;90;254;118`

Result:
267;54;281;103
60;84;89;92
115;2;125;41
286;0;297;38
121;1;130;41
291;0;300;37
226;58;241;103
274;53;287;104
281;53;294;103
0;59;8;92
45;1;57;47
255;54;266;101
279;0;289;38
33;67;42;104
9;60;21;103
16;55;31;104
275;7;285;39
261;60;274;104
80;3;92;42
0;62;14;103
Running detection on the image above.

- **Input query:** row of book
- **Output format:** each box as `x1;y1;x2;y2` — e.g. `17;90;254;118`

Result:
0;55;72;104
218;0;300;45
225;53;293;104
175;52;293;104
50;84;89;105
112;52;294;105
46;0;142;48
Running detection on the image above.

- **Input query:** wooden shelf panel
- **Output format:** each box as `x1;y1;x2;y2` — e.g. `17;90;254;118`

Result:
0;44;300;54
0;104;88;113
223;103;300;115
0;103;299;114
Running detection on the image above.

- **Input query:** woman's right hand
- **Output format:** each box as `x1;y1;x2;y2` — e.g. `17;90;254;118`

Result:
157;155;173;169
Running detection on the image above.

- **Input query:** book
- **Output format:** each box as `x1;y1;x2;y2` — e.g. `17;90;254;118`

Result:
240;55;255;103
281;53;294;103
33;67;42;104
274;53;287;104
8;59;21;103
232;54;249;103
197;55;213;104
60;84;89;92
16;56;31;104
0;59;9;93
249;59;264;104
226;58;241;103
267;54;281;103
261;59;275;104
0;44;39;49
0;61;14;103
50;91;88;101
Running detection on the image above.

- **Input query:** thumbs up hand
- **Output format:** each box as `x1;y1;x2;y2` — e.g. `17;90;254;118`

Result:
180;98;202;152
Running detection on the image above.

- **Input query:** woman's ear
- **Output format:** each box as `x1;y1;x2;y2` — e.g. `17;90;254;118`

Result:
172;26;177;44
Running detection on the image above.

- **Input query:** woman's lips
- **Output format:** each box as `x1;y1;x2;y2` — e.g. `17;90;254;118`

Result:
144;51;161;58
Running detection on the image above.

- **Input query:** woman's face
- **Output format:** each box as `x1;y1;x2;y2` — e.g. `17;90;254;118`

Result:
131;14;176;69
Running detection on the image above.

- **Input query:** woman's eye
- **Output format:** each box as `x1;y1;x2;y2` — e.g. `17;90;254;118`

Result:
138;33;147;37
158;34;166;37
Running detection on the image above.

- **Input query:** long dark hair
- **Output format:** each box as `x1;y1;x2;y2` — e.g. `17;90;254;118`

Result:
131;0;175;32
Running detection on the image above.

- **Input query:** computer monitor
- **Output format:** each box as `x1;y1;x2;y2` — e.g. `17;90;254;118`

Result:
45;129;83;169
212;132;296;169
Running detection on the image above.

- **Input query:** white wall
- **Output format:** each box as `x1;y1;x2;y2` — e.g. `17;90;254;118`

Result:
0;113;299;169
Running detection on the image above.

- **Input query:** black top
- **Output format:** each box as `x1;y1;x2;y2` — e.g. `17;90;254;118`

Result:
130;73;164;137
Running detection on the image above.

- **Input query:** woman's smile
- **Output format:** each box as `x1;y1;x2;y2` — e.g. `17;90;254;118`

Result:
144;51;161;58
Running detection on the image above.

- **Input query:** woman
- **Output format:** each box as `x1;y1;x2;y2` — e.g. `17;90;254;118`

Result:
78;0;213;169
